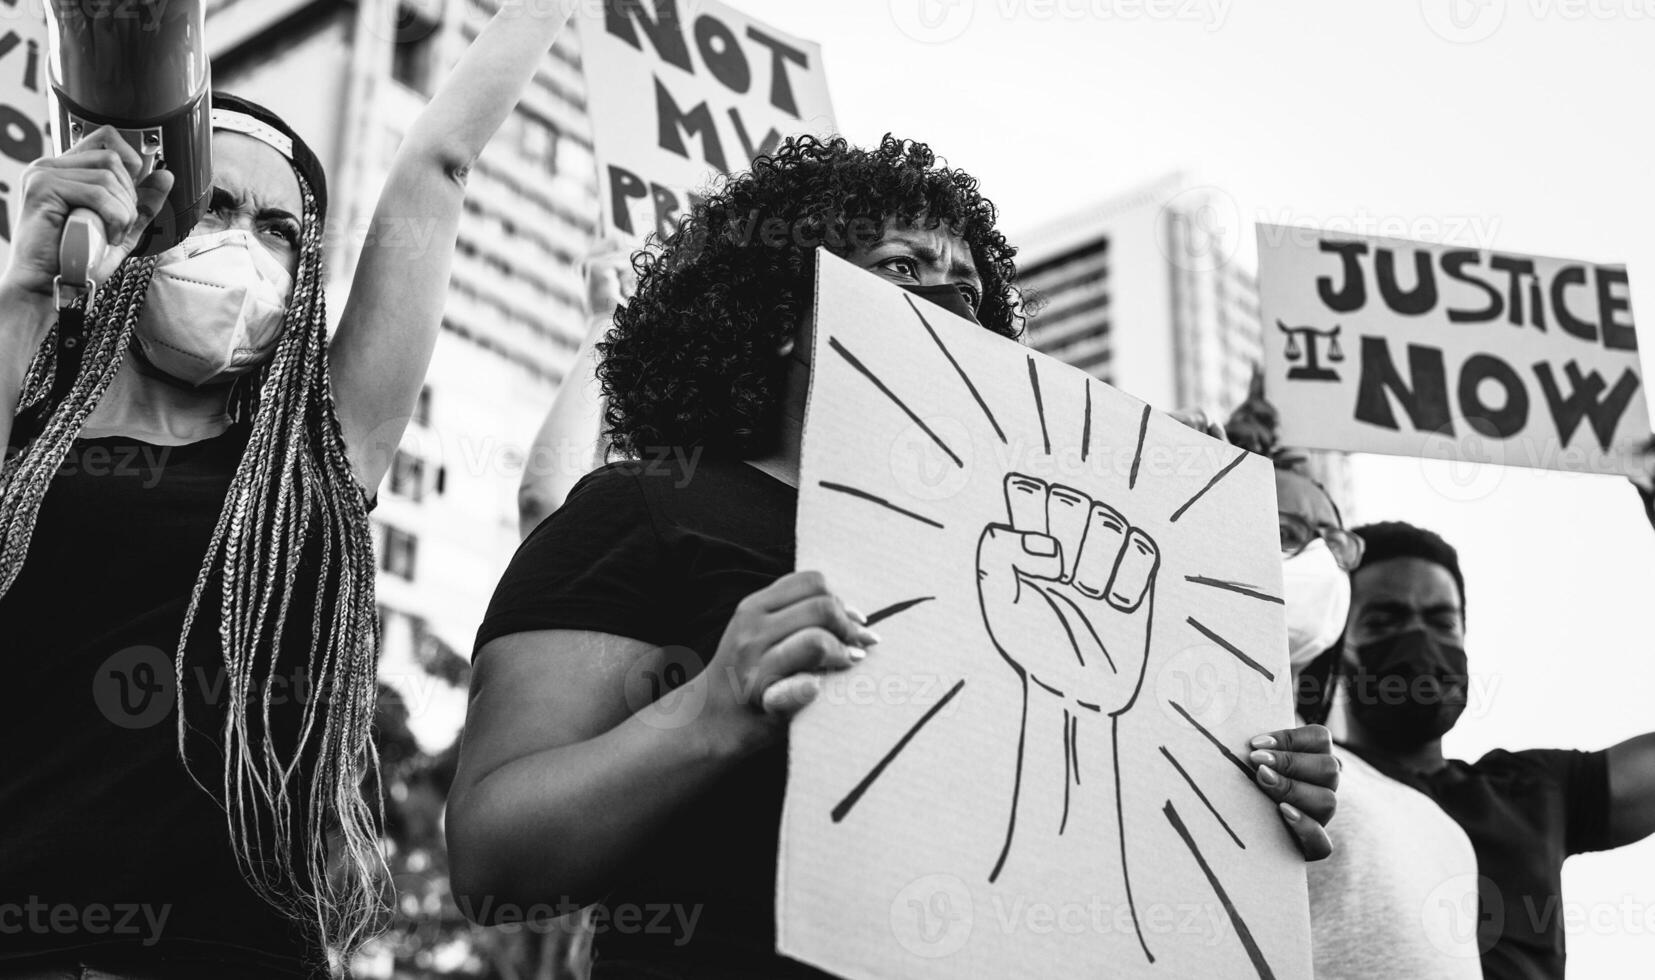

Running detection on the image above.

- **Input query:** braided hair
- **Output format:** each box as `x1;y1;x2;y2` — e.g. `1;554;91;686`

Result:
0;99;386;969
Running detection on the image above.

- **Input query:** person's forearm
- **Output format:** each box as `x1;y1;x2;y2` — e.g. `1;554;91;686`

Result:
519;315;610;536
399;2;577;174
329;2;580;491
448;677;763;916
0;282;57;451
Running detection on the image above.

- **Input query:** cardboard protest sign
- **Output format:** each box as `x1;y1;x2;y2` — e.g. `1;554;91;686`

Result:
777;250;1311;980
1;8;51;269
578;0;835;244
1258;224;1651;475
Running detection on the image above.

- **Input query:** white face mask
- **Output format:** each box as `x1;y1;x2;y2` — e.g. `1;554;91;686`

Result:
1282;539;1351;668
135;228;294;387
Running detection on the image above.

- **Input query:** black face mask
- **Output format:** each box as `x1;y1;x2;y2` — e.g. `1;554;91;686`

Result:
1346;629;1469;749
901;282;981;325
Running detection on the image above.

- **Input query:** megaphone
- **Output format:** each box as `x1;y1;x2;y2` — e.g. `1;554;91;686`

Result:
43;0;213;304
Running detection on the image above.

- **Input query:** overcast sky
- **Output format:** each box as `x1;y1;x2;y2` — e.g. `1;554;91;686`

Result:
731;1;1655;973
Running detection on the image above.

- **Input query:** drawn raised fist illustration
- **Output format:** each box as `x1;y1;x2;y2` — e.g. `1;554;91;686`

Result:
975;473;1160;717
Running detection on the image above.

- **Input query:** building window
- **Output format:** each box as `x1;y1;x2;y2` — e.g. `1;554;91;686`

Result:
381;526;419;581
389;450;427;502
391;5;442;97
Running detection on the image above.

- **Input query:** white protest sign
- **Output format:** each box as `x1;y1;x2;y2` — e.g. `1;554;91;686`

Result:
577;0;835;244
1;4;50;268
1258;224;1650;476
777;250;1311;980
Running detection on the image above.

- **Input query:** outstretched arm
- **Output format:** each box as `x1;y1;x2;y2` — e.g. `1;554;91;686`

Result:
1607;733;1655;848
329;1;578;492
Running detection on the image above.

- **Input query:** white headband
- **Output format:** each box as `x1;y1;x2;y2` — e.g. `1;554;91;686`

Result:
211;108;294;160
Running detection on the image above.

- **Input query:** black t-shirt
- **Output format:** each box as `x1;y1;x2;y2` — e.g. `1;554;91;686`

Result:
1350;744;1614;980
0;426;322;978
474;457;834;979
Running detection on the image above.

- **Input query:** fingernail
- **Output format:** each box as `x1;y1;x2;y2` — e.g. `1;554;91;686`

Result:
1022;533;1058;557
1258;765;1281;787
1249;735;1278;750
859;629;882;647
1248;750;1275;768
849;646;867;662
845;606;868;625
1280;802;1302;822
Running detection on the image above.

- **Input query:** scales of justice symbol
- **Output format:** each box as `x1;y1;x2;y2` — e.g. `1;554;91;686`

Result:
1277;320;1345;382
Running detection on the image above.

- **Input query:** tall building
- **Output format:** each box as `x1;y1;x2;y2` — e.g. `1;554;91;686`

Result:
208;0;599;748
1017;175;1354;511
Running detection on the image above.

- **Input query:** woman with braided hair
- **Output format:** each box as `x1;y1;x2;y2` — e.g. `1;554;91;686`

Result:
0;5;583;977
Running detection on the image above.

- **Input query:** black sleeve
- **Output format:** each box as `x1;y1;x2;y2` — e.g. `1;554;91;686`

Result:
1514;748;1615;855
473;463;676;653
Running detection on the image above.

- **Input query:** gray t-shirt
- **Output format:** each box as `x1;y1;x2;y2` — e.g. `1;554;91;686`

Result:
1308;747;1484;979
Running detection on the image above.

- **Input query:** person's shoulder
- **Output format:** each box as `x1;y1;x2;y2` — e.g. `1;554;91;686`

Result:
620;451;789;506
568;459;652;496
1463;746;1594;783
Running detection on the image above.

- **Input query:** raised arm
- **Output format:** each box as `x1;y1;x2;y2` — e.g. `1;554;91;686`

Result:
329;1;578;492
518;241;636;536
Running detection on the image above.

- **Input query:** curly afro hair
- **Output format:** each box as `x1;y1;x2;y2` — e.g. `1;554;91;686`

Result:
597;134;1025;459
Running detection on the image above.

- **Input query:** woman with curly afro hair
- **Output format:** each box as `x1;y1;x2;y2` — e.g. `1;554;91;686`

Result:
451;134;1021;977
450;135;1339;977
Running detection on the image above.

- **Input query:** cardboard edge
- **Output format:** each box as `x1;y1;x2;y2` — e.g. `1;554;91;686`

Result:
772;246;833;959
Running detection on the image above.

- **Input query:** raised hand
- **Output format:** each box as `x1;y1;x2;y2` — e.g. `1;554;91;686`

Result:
975;473;1160;717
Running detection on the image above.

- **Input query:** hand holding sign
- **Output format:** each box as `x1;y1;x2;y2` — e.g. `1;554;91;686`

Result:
976;474;1159;716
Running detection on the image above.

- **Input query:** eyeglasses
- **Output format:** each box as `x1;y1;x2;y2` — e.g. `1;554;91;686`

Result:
1279;514;1365;571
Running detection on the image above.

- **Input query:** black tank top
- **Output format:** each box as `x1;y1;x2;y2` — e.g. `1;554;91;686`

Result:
0;425;323;978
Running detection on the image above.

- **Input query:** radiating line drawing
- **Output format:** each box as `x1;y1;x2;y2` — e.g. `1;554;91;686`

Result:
1170;700;1254;779
1184;575;1285;605
1188;616;1276;682
1082;380;1094;462
831;679;966;823
1129;404;1152;490
864;596;935;627
1165;800;1277;979
905;295;1006;443
1169;449;1248;523
1027;357;1051;454
828;336;963;467
817;481;945;529
1161;745;1246;849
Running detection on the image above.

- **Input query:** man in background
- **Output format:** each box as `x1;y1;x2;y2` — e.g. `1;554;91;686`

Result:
1338;521;1655;980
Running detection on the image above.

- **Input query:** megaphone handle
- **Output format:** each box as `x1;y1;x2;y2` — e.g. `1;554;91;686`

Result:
56;208;108;309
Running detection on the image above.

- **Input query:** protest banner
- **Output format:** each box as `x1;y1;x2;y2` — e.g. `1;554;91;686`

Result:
776;250;1311;980
1;2;50;269
577;0;835;244
1258;224;1651;475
